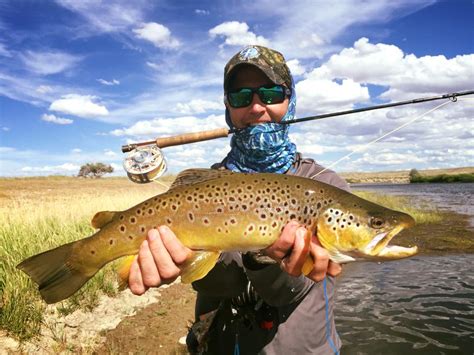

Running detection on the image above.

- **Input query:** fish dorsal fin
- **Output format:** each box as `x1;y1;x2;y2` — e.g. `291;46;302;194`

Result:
169;168;235;189
91;211;117;229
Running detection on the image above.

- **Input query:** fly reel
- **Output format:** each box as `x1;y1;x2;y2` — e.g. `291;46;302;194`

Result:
123;145;167;183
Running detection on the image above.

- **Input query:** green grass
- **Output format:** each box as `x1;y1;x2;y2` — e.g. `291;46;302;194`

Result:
353;190;443;224
410;173;474;183
0;176;171;341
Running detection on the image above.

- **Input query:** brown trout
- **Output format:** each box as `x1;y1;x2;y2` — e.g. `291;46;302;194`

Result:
17;169;417;304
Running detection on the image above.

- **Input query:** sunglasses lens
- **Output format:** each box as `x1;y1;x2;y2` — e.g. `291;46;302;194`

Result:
228;89;253;108
259;86;285;104
227;85;288;108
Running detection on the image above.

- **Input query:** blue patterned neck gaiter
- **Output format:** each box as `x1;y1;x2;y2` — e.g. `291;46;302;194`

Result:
224;85;297;173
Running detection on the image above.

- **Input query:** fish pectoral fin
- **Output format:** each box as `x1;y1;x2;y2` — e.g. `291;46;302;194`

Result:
180;251;220;283
91;211;118;229
327;249;356;264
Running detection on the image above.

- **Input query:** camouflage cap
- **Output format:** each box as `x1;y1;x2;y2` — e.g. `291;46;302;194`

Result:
224;45;292;91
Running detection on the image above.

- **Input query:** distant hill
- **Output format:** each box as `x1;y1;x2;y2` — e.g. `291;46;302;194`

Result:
341;167;474;184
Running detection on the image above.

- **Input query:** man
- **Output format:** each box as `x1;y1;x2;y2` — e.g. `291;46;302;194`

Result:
129;45;348;354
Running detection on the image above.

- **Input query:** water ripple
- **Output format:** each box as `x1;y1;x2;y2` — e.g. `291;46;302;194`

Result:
335;254;474;354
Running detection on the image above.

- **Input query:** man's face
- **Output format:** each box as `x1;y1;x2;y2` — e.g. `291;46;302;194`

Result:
226;66;289;129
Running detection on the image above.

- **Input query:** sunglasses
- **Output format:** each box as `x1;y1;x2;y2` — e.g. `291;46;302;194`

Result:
226;85;291;108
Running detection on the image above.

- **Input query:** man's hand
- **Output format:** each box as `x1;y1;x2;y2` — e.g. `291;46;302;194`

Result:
263;221;342;282
128;226;192;295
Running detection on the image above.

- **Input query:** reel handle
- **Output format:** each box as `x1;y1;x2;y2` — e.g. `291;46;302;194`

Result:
121;127;229;153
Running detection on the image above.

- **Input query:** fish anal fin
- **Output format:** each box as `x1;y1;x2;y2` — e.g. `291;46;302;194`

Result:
169;169;235;190
116;255;136;290
180;251;220;283
91;211;118;229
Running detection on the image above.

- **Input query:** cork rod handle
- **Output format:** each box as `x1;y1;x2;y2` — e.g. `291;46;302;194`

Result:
121;128;230;153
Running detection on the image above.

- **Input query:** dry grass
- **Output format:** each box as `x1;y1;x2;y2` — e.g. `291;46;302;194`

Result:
341;166;474;184
0;176;172;340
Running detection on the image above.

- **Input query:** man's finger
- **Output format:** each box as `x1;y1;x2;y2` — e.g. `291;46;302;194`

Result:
281;227;310;276
129;256;148;295
147;228;181;282
159;226;192;265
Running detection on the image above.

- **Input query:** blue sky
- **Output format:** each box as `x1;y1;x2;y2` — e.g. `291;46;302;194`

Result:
0;0;473;177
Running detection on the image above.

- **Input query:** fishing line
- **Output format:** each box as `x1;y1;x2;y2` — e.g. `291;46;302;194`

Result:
310;99;456;178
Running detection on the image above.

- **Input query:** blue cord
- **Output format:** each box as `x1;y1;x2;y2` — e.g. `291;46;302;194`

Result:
234;332;240;355
323;277;340;355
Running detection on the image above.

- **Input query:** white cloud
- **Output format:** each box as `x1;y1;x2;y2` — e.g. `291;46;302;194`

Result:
1;127;9;132
97;78;120;86
41;113;73;125
21;163;80;173
323;37;474;100
110;114;225;138
36;85;54;94
49;94;109;118
209;21;269;47
55;0;145;33
286;59;306;76
133;22;180;49
176;99;223;114
195;9;210;15
0;42;12;57
104;149;117;157
19;50;82;75
71;148;82;153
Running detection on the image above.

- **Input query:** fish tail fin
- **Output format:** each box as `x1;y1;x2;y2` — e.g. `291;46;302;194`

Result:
17;242;94;304
117;255;137;290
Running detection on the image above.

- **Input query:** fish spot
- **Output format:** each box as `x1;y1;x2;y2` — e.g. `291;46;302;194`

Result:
356;223;360;227
333;227;336;231
90;250;96;255
187;196;193;202
119;215;124;220
188;212;194;222
128;235;134;240
203;217;210;225
216;207;223;213
260;213;266;220
148;208;154;215
166;218;172;224
119;225;126;233
141;226;146;233
162;201;167;207
171;204;177;211
109;239;114;245
290;214;296;220
130;217;136;224
194;204;200;210
271;221;278;228
230;218;237;225
328;217;332;223
317;202;322;209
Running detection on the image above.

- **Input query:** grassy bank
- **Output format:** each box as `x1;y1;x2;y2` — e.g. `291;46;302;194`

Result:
342;166;474;184
410;173;474;183
0;176;450;341
0;176;172;340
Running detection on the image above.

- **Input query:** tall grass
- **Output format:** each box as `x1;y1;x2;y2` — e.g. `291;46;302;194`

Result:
353;190;443;224
0;176;171;340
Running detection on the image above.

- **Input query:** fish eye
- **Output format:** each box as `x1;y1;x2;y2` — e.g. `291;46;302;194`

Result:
370;217;385;229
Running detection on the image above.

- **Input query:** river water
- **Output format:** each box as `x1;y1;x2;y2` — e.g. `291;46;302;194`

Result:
335;183;474;354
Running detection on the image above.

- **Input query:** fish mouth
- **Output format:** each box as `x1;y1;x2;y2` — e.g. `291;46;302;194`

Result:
364;224;418;259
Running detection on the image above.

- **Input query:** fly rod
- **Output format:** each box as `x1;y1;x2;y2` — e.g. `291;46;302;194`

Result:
121;90;473;153
121;90;473;183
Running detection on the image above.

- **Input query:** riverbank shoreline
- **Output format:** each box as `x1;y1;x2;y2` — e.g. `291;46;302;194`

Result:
340;166;473;184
